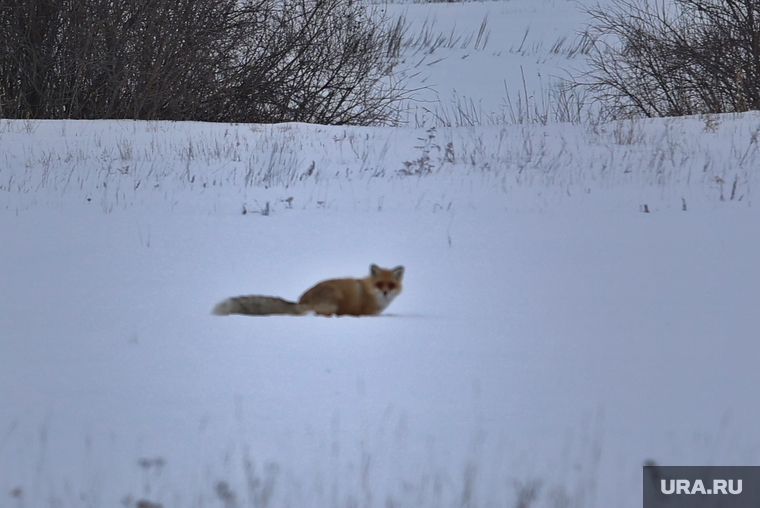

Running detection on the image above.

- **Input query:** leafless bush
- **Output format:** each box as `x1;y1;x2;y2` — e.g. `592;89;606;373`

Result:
0;0;406;125
583;0;760;118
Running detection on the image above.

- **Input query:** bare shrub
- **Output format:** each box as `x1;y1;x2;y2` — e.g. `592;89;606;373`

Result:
583;0;760;118
0;0;405;125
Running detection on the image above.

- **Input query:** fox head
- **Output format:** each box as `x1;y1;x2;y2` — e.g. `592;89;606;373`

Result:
369;264;404;309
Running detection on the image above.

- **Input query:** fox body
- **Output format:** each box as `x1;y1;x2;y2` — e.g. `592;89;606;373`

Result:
212;264;404;317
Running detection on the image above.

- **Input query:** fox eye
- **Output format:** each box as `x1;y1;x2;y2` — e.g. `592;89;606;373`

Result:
377;282;396;291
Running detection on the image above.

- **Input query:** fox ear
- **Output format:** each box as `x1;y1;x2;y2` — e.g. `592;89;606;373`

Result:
392;266;404;281
370;264;380;277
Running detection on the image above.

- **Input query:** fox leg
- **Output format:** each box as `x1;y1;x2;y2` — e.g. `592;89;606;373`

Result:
309;302;340;316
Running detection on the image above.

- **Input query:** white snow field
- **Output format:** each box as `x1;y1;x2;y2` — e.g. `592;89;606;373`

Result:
2;1;760;507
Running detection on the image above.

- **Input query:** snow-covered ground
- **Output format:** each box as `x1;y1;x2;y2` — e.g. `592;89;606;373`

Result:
2;1;760;507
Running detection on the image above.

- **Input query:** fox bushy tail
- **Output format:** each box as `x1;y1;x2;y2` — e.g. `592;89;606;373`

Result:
212;295;302;316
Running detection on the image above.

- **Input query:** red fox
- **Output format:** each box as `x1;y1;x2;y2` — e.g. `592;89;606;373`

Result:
212;264;404;317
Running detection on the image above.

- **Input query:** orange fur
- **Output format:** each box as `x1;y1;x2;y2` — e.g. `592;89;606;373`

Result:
212;264;404;317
